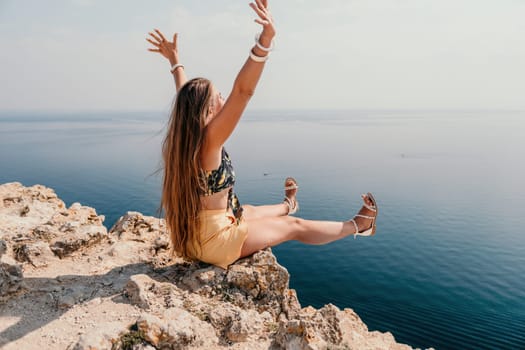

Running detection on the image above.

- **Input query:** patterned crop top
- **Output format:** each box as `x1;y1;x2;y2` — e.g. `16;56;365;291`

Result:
199;148;243;220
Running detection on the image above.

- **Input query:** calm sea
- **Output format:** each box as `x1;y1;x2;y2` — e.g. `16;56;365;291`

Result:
1;110;524;349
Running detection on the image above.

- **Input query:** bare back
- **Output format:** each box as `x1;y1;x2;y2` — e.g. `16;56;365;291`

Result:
199;147;233;212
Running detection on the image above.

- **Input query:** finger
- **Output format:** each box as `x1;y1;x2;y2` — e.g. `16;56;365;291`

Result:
256;0;271;18
148;31;162;43
255;0;266;11
154;29;167;42
255;0;268;16
261;0;268;9
249;2;267;20
147;48;161;52
254;18;269;26
146;33;160;44
172;33;178;46
146;38;160;47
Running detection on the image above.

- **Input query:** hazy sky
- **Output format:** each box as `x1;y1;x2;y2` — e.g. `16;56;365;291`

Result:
0;0;523;111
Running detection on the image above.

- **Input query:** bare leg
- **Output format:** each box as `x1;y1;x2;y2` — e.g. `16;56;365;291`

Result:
240;194;376;258
242;203;289;219
241;177;299;219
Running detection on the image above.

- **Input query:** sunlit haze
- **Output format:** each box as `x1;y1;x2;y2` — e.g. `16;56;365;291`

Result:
1;0;523;111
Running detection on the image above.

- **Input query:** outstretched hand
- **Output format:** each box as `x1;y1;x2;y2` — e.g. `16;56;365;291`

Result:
250;0;275;40
146;29;179;64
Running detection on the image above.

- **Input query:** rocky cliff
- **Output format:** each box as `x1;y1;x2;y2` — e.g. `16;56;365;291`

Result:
0;182;419;350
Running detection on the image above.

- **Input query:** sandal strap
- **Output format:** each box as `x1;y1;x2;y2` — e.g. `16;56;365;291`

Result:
355;214;375;220
283;197;297;214
363;203;377;212
283;178;298;215
349;219;359;239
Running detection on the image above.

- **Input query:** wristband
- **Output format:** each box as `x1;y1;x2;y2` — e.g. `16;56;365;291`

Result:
249;50;270;63
170;63;184;73
255;33;274;52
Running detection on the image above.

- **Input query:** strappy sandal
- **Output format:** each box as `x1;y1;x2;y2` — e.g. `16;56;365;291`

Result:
349;192;378;238
283;177;299;215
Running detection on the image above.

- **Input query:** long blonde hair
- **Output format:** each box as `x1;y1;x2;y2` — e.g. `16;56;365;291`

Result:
162;77;213;260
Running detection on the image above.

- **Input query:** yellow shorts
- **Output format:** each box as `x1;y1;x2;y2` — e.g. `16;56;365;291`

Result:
196;209;249;269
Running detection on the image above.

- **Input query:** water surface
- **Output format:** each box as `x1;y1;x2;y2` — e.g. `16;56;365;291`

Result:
1;109;524;349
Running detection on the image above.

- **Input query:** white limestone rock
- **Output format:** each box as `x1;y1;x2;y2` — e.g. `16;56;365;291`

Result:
0;183;418;350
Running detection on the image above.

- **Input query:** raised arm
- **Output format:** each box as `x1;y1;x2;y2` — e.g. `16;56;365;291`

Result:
205;0;276;150
147;30;187;92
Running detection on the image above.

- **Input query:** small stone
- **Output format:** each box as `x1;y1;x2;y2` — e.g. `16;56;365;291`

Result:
0;261;24;296
0;240;6;257
70;203;82;210
20;205;30;217
59;294;77;309
57;287;90;309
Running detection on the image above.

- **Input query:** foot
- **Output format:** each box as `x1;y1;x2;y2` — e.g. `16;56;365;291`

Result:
283;177;299;215
348;193;378;237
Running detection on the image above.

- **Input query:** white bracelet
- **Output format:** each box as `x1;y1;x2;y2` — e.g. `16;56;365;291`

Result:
255;33;274;52
249;50;270;63
170;63;184;73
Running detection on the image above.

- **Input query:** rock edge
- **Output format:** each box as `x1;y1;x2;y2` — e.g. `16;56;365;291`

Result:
0;182;426;350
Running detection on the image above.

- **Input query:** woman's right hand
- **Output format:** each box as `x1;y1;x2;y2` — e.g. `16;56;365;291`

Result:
250;0;275;43
146;29;180;65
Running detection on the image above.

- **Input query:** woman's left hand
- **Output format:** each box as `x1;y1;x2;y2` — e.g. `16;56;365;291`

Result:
146;29;180;65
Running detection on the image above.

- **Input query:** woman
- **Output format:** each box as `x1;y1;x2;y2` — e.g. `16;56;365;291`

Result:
147;0;378;269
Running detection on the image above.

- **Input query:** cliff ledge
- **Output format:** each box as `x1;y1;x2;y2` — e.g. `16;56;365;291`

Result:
0;182;420;350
